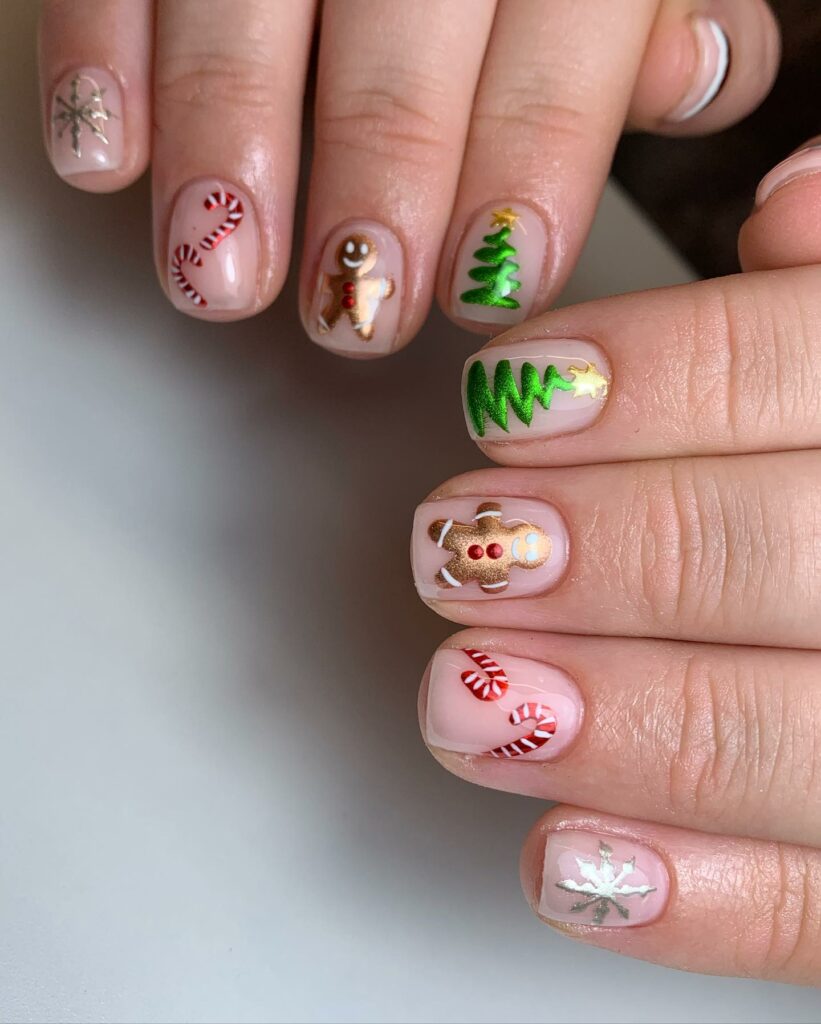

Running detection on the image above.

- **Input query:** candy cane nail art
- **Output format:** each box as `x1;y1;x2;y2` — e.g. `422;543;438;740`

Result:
425;648;582;763
167;180;258;314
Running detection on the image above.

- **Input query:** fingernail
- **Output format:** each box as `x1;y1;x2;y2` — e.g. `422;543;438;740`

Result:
666;16;730;123
425;648;582;760
166;179;259;315
49;68;124;177
451;203;547;328
411;496;569;601
307;221;402;357
539;831;669;928
463;340;610;442
755;145;821;207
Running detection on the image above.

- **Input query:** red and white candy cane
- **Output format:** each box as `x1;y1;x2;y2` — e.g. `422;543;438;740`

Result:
460;648;509;701
171;244;207;308
488;702;557;759
200;188;244;251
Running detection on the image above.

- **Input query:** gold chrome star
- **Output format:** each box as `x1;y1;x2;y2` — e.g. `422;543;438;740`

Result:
53;74;114;158
490;207;520;230
567;362;609;400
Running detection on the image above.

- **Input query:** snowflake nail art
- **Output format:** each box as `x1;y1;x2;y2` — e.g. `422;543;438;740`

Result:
555;841;656;925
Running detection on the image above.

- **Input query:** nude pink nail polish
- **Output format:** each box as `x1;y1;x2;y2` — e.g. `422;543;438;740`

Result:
463;340;611;442
426;648;582;761
411;496;569;602
49;68;124;177
451;203;547;327
755;146;821;206
167;179;259;315
307;221;403;357
540;831;669;927
666;16;730;123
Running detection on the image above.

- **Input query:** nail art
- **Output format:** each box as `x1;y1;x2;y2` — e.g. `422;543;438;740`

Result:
426;648;582;760
50;68;123;176
308;221;402;356
452;204;547;327
463;340;610;442
540;831;669;928
667;16;730;123
411;496;569;601
755;145;821;207
167;180;258;313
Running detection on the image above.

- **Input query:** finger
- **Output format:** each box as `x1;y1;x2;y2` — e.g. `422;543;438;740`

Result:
438;0;659;333
520;808;821;984
455;265;821;466
154;0;315;320
627;0;779;133
300;0;497;358
410;452;821;648
739;138;821;272
421;631;821;846
39;0;152;191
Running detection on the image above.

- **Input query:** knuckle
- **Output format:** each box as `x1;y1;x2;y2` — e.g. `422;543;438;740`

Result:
757;847;821;980
156;52;277;113
317;71;453;168
470;94;590;150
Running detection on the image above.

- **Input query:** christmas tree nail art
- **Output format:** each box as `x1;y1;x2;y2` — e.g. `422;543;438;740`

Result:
460;208;523;309
452;203;547;326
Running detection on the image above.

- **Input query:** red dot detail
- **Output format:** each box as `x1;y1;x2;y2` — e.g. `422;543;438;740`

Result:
467;545;484;560
343;281;355;293
487;543;503;560
342;295;355;309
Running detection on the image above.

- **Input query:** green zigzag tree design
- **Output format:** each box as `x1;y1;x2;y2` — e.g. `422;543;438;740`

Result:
465;359;575;437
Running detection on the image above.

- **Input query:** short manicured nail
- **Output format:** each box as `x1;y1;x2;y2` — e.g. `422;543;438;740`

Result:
451;203;547;327
307;221;402;356
463;339;610;442
49;68;123;177
167;179;258;315
666;16;730;123
539;830;669;928
411;496;568;601
425;648;582;760
755;146;821;207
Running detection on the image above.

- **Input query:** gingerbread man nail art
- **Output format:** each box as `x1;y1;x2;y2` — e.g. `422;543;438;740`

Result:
317;233;395;342
427;501;552;594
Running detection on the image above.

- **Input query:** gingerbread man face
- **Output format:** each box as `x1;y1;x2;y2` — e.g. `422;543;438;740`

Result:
428;502;551;593
336;234;378;276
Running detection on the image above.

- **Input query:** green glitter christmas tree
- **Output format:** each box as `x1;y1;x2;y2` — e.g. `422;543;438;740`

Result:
460;208;522;309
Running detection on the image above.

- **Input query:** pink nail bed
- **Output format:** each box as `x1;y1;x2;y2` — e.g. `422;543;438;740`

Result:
50;67;123;177
426;648;582;761
540;830;669;928
167;179;258;315
451;203;547;327
755;146;821;207
411;496;569;602
667;16;730;123
307;221;402;357
463;339;610;442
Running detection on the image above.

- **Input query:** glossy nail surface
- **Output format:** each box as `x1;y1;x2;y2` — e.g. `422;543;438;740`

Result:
540;830;669;927
411;496;569;602
755;145;821;206
50;68;123;177
463;340;610;442
167;180;258;315
426;648;582;761
307;221;402;357
666;16;730;123
451;203;547;327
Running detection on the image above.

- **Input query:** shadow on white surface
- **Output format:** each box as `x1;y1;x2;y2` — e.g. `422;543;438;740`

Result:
1;4;819;1022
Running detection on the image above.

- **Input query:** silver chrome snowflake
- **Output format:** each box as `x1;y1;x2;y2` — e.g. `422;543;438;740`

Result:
53;74;114;158
555;841;656;925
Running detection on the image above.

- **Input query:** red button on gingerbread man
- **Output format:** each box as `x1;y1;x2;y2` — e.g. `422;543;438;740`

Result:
317;233;395;342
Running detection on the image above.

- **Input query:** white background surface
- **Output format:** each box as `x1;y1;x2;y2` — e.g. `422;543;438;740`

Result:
2;3;820;1021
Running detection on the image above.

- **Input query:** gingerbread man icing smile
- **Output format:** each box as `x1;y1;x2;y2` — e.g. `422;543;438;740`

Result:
317;233;395;342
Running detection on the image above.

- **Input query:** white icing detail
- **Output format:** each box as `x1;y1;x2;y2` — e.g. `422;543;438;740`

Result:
342;256;364;268
359;242;369;254
473;509;502;521
345;240;355;253
436;519;453;548
440;566;461;588
511;536;521;560
526;532;538;543
525;549;540;562
481;580;508;590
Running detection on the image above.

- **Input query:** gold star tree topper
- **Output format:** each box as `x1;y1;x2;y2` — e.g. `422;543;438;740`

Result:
489;207;521;231
567;362;609;400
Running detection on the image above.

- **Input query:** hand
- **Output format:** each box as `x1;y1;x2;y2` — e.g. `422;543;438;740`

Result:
410;142;821;984
39;0;778;356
